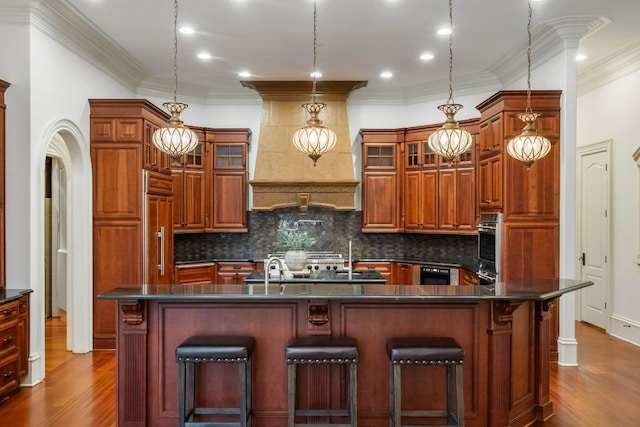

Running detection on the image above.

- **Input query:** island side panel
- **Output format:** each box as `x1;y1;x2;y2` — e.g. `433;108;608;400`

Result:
146;301;299;427
339;301;488;427
117;300;148;427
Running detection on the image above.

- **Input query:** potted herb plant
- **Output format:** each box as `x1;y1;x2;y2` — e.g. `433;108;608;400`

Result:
273;220;316;271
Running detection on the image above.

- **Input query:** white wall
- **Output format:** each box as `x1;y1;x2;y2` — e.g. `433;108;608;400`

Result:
577;69;640;345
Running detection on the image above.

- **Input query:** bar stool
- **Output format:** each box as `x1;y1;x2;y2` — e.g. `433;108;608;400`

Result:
175;335;255;427
387;337;464;427
286;336;359;427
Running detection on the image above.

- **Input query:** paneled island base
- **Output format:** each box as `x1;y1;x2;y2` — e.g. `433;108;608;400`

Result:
101;281;592;427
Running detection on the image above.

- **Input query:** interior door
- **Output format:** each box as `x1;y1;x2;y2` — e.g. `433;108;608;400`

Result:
577;141;610;329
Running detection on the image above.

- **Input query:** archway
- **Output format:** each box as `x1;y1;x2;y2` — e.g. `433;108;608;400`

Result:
37;119;93;355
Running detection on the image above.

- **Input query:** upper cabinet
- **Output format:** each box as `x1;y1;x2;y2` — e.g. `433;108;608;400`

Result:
0;80;9;287
404;126;439;232
171;127;251;234
172;127;207;232
360;129;403;232
476;91;561;222
209;128;251;232
360;120;478;235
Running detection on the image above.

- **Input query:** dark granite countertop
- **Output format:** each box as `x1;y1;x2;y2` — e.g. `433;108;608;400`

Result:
0;288;33;305
98;278;592;302
244;269;387;284
175;258;479;272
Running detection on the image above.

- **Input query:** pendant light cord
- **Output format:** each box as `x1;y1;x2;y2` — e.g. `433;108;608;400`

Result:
525;0;533;113
172;0;179;104
311;1;318;102
446;0;454;105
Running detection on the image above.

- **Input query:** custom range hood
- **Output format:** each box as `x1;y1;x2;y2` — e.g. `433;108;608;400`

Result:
242;81;366;211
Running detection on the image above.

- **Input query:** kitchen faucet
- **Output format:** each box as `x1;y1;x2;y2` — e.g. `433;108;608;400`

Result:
264;256;285;286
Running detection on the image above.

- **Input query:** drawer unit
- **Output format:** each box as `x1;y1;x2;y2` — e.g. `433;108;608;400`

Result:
0;325;17;361
0;357;19;399
175;263;216;284
0;300;18;324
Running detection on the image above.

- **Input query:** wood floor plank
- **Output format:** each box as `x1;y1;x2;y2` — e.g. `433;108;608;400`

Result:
0;319;638;426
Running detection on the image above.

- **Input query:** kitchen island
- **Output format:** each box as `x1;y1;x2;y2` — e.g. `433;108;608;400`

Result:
99;279;592;427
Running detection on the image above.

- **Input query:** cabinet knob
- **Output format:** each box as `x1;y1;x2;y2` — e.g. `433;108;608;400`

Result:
3;371;15;378
483;200;490;204
2;309;15;315
3;336;15;344
483;147;491;151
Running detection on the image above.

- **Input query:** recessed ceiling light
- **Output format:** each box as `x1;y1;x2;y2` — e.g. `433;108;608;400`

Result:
238;70;251;78
380;71;393;79
197;52;213;60
420;53;435;61
437;27;452;36
310;71;322;78
179;27;195;35
576;54;587;61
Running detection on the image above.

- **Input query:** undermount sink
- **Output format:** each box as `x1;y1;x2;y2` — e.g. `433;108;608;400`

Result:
335;271;363;276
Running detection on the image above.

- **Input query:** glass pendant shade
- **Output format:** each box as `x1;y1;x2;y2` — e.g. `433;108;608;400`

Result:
506;112;551;170
427;103;473;165
292;102;337;166
152;0;199;160
153;102;199;160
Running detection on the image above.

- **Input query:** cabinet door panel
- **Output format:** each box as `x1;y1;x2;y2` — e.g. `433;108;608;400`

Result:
404;171;421;230
183;170;206;230
213;172;247;231
455;167;476;231
362;172;400;231
438;169;456;230
420;170;438;230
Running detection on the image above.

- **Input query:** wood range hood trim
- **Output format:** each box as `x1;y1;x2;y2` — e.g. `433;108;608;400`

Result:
244;80;367;211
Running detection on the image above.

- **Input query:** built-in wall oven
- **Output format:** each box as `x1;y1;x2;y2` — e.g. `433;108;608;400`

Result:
414;266;459;285
477;212;502;286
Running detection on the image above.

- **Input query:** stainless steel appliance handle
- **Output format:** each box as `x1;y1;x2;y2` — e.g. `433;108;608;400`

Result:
477;271;495;282
478;225;496;232
157;226;165;276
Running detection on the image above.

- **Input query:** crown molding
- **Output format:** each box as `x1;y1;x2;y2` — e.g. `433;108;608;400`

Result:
578;37;640;95
29;0;148;92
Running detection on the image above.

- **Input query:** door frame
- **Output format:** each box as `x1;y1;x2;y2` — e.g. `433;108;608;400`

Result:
575;139;611;331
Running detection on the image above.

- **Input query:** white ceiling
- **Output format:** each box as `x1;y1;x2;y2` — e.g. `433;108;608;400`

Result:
28;0;640;101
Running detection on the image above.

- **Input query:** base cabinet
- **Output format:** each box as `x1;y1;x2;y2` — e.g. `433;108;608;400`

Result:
175;263;216;285
353;261;393;284
216;262;255;284
0;293;29;403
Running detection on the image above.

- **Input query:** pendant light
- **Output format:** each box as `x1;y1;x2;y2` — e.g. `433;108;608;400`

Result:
506;0;551;170
427;0;473;166
152;0;199;160
292;1;337;166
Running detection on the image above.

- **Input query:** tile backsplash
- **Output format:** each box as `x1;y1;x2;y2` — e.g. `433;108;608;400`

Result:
174;207;477;266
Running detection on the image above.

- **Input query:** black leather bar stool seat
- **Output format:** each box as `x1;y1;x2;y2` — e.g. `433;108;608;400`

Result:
387;337;464;427
286;336;359;427
176;335;255;427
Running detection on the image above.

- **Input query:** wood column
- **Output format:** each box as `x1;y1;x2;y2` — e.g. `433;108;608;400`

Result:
488;300;521;427
117;300;148;427
534;299;554;421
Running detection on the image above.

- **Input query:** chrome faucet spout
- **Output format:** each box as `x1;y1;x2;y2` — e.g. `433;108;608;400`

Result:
264;256;285;286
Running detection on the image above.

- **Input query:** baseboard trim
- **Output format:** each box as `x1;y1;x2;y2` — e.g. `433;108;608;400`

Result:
610;314;640;346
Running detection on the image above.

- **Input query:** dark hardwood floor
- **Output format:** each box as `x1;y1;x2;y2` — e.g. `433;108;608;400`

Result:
0;319;638;426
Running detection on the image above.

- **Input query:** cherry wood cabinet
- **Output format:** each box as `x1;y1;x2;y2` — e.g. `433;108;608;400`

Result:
175;263;216;285
0;80;8;287
476;91;561;220
172;127;207;232
476;90;561;283
393;262;414;285
353;261;393;284
209;129;251;232
360;130;403;232
90;99;174;349
404;126;439;232
0;293;29;402
216;262;255;284
459;268;478;286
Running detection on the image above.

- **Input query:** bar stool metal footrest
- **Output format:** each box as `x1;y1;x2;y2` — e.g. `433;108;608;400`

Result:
387;337;465;427
176;335;255;427
286;336;359;427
